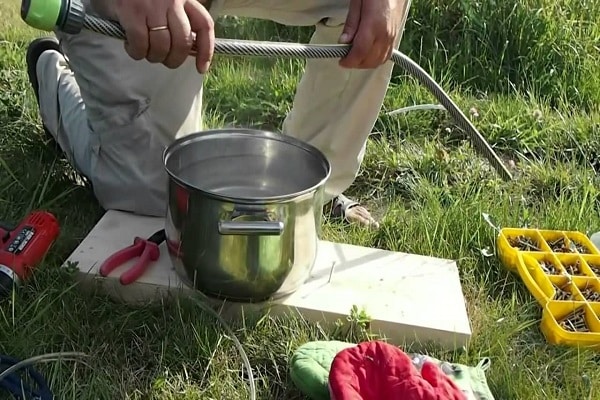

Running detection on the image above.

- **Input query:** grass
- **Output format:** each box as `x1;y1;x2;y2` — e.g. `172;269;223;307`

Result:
1;0;600;398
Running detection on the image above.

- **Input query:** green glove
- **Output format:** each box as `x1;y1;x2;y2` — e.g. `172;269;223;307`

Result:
408;353;495;400
289;340;355;400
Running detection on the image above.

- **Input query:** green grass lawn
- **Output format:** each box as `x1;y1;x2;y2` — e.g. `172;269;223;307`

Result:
2;0;600;398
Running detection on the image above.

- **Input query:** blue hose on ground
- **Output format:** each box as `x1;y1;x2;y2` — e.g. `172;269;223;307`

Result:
0;352;88;400
0;355;54;399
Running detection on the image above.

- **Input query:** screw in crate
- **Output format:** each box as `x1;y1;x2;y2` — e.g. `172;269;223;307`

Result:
552;283;574;301
508;235;541;252
580;286;600;303
563;260;584;276
559;308;589;332
540;260;560;275
548;237;577;253
568;238;592;254
587;263;600;276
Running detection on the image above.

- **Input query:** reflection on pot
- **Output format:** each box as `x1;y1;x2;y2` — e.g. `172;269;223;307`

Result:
217;209;285;286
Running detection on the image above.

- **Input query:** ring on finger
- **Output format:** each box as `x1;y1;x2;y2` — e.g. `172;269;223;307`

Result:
149;25;169;32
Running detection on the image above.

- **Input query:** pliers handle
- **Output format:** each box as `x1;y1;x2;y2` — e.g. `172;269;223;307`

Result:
99;230;165;285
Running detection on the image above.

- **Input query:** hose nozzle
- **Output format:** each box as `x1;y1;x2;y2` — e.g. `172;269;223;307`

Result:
21;0;85;34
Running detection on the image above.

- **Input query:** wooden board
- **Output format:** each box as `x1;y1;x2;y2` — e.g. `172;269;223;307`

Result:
64;210;472;349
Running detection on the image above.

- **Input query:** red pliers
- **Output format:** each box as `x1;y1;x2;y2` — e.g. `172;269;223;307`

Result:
99;229;166;285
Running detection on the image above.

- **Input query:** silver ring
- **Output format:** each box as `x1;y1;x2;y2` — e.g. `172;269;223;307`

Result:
149;25;169;32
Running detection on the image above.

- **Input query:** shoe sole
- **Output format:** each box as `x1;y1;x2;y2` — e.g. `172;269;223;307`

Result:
26;37;60;103
25;36;62;150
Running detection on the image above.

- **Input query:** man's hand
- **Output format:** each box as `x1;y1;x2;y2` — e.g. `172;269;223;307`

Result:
113;0;214;73
339;0;407;69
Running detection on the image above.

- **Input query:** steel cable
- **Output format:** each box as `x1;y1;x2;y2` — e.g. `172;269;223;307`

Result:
81;14;513;181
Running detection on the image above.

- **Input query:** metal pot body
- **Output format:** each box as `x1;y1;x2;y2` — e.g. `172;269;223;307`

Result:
163;129;331;303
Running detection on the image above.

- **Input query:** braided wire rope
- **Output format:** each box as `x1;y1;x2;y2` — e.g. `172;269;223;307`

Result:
83;14;513;181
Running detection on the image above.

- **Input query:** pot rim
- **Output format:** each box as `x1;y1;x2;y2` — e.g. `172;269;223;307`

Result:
162;128;332;203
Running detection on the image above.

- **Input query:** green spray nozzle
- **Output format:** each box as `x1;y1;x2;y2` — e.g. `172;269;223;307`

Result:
21;0;85;34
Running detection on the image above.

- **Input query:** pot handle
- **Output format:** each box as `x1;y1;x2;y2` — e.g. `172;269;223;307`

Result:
218;220;284;236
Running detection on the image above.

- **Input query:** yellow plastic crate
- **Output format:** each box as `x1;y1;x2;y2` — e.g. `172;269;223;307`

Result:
540;302;600;349
497;228;600;348
496;228;546;272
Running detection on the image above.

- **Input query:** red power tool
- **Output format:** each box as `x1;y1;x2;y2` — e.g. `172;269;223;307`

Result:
0;211;60;297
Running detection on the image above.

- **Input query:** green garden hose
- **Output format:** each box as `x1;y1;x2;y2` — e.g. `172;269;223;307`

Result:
20;0;514;182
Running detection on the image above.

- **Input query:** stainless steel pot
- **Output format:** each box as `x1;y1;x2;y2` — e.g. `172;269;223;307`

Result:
163;129;331;303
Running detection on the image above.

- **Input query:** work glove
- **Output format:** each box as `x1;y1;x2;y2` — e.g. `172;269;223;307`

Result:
409;353;495;400
328;340;466;400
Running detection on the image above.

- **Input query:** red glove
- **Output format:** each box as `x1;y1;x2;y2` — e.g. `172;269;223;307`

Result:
328;341;466;400
395;361;466;400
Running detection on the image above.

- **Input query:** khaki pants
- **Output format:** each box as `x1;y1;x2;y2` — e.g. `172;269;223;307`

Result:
36;0;412;217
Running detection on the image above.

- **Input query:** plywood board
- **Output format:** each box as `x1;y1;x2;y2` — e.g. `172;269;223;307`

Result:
64;210;472;349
